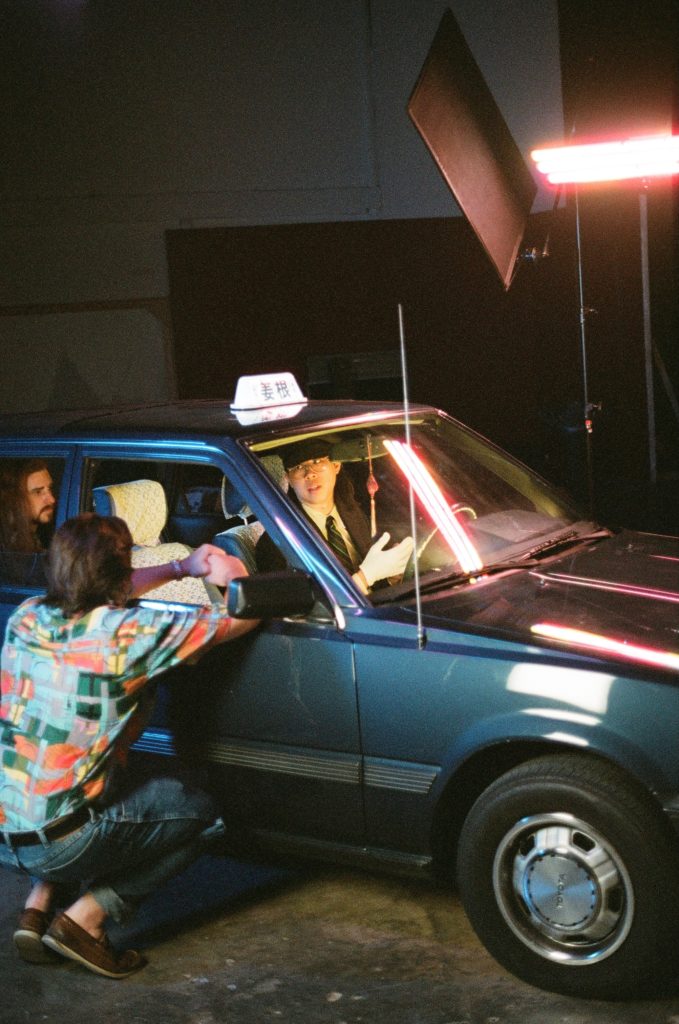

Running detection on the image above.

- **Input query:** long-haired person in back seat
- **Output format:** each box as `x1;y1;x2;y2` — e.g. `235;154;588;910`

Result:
0;513;257;979
0;459;57;585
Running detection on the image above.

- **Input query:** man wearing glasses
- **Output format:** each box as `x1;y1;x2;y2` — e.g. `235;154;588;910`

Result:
256;438;412;592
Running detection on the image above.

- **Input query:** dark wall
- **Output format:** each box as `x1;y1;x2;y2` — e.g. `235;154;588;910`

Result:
558;0;677;139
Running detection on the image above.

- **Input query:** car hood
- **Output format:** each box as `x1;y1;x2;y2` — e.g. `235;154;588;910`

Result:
418;529;679;668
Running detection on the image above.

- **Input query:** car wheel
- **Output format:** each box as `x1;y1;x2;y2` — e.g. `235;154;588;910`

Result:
457;754;679;998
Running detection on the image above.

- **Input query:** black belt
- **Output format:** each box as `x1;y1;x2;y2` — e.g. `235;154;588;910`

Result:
1;806;90;848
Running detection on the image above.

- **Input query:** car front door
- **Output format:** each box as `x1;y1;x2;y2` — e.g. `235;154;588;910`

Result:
179;614;363;846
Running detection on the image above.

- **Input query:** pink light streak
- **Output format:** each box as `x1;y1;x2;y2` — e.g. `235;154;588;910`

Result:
531;134;679;184
531;622;679;672
530;571;679;605
384;439;482;574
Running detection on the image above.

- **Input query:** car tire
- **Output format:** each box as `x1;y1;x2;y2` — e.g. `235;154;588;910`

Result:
457;753;679;999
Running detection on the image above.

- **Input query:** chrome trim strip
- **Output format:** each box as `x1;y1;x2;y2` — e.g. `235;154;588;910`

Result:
204;741;361;784
132;729;176;757
364;760;439;794
134;732;440;796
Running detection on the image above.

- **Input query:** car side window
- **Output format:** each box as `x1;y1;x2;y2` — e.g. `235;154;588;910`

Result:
82;457;231;605
0;456;65;589
84;458;225;548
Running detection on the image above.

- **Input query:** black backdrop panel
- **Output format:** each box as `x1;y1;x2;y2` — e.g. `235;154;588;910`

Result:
408;9;537;291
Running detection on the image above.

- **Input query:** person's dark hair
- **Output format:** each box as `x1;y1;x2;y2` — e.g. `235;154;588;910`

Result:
0;458;51;553
282;438;333;471
42;513;133;616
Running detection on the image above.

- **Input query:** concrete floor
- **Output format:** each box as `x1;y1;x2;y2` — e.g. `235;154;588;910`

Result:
4;854;679;1024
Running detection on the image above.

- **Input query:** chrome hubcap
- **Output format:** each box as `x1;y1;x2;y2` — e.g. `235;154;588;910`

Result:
493;813;634;965
524;851;596;928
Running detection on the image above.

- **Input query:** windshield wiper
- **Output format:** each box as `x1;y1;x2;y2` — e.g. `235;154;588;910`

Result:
525;526;611;560
392;558;539;600
437;527;611;587
389;527;612;601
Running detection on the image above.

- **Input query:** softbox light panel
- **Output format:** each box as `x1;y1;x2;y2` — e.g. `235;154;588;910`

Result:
408;8;537;289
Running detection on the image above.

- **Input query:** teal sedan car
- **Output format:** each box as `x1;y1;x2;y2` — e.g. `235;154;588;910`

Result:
2;374;679;999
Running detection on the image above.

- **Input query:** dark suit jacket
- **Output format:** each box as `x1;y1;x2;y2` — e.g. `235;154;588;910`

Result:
255;491;372;573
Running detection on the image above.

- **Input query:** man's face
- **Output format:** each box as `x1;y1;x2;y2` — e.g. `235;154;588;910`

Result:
287;457;341;511
25;469;56;526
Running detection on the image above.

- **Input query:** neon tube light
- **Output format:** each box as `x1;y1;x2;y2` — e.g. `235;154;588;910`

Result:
531;134;679;184
384;439;482;573
531;622;679;672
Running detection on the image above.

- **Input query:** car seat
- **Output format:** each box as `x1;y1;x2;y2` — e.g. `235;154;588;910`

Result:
92;478;221;604
212;456;287;574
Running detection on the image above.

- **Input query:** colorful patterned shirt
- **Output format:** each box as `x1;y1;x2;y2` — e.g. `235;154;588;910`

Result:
0;596;233;832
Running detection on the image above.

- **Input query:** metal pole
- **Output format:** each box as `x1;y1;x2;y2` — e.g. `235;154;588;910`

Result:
397;304;425;650
573;187;595;513
639;188;657;486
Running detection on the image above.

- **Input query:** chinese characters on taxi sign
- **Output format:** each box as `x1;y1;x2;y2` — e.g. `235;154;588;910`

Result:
231;373;307;425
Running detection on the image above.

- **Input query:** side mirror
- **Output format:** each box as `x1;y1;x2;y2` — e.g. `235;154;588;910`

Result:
227;570;317;619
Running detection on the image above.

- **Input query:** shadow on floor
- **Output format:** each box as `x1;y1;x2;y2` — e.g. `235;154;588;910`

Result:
106;854;303;951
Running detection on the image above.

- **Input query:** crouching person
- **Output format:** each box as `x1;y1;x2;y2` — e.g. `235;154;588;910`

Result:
0;513;257;978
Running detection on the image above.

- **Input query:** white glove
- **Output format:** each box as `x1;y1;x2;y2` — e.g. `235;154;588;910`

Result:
359;532;414;587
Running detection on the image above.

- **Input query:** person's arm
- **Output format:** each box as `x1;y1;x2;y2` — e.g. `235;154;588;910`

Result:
132;545;260;641
130;544;247;598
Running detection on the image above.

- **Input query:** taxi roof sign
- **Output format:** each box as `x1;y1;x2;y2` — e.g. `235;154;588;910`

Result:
231;372;307;426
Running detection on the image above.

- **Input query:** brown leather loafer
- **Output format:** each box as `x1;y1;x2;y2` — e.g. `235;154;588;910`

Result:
14;908;59;964
42;912;146;979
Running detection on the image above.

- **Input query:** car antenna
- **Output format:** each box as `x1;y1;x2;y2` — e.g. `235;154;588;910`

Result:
398;303;426;650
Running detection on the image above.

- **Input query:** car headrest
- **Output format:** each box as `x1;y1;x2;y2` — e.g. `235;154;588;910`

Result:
92;479;167;546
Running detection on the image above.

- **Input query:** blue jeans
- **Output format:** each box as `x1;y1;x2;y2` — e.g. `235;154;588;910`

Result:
0;773;225;923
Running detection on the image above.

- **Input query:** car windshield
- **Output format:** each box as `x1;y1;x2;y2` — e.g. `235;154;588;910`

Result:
251;411;593;593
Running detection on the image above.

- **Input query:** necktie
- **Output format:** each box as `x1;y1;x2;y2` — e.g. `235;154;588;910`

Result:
325;514;354;572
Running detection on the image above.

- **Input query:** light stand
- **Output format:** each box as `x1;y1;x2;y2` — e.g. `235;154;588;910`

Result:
638;186;657;486
531;134;679;506
573;185;596;512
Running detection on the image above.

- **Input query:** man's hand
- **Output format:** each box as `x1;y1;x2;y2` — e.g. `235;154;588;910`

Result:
359;532;414;587
182;544;247;586
205;549;247;587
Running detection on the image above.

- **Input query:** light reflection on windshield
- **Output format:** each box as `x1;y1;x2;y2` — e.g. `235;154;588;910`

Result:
384;438;483;573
